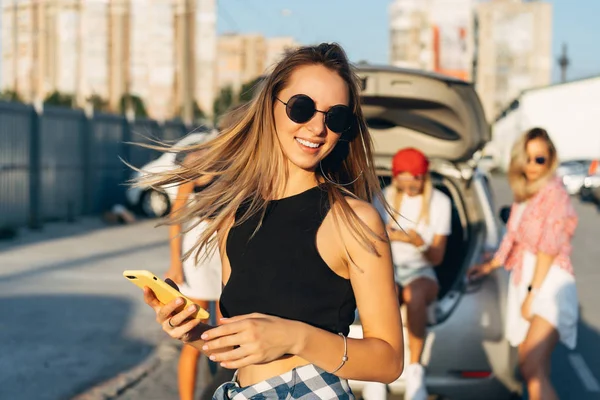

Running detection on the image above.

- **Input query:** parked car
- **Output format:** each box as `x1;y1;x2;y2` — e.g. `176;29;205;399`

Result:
348;66;521;400
581;173;600;204
556;160;591;196
125;129;217;217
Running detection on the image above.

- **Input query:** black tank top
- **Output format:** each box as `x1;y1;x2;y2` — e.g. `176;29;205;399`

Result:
220;185;357;335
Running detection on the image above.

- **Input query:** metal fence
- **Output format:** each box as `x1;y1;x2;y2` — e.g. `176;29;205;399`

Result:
0;101;191;229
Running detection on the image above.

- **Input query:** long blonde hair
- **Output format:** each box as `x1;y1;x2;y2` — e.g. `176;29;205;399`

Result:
508;127;558;202
138;43;390;265
388;174;433;227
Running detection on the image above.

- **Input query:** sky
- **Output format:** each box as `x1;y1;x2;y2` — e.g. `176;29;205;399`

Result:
0;0;597;85
216;0;600;83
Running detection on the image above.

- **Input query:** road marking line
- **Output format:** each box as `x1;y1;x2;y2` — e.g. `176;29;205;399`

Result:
568;353;600;392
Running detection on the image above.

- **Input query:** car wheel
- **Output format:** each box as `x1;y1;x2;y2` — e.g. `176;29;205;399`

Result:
140;189;171;218
580;187;593;202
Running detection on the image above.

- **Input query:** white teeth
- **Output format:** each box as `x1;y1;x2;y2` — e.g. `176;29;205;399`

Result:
296;138;321;149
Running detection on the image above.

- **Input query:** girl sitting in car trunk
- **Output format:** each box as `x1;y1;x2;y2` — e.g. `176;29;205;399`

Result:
367;147;451;400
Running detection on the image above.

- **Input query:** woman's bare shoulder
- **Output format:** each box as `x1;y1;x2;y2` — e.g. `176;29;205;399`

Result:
342;197;386;234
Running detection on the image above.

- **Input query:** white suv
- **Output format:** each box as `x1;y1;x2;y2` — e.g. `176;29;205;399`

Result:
125;130;217;217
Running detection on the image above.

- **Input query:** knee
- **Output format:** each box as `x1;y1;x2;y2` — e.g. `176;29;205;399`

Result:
403;286;427;308
519;355;542;382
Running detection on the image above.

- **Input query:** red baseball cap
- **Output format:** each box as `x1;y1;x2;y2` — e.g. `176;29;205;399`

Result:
392;148;429;177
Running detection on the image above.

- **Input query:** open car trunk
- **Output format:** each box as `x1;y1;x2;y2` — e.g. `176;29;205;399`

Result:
358;66;489;323
357;65;491;174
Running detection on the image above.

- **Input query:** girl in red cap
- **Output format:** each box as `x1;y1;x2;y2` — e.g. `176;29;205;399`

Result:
385;147;451;400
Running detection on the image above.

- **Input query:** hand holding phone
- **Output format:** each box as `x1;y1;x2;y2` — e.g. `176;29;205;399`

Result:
123;270;210;320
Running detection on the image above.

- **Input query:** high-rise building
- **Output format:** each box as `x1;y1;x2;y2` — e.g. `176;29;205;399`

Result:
216;33;298;95
265;36;299;72
107;0;129;112
128;0;176;119
474;0;552;121
193;0;218;118
216;33;267;96
1;0;217;122
80;0;110;103
389;0;432;70
2;0;41;102
389;0;474;80
429;0;474;81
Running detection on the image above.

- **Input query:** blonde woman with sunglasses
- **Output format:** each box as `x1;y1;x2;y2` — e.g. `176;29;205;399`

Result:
468;128;579;400
138;43;404;399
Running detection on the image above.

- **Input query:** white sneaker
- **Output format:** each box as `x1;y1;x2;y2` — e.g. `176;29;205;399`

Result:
362;381;388;400
404;363;428;400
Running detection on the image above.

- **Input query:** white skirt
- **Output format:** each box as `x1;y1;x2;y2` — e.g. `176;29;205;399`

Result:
178;219;222;301
505;250;578;349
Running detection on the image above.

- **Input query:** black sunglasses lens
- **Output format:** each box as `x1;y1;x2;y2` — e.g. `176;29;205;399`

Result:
286;95;316;124
535;157;546;165
325;105;353;134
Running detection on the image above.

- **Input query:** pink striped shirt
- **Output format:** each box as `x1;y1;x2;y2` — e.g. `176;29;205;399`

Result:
493;177;578;284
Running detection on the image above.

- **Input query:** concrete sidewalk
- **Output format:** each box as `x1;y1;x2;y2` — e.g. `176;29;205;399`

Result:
76;339;231;400
0;217;174;400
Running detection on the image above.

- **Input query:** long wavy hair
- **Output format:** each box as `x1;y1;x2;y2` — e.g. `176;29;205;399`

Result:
138;43;390;267
508;127;558;202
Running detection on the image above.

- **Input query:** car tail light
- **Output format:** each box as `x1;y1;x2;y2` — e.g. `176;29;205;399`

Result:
460;371;492;379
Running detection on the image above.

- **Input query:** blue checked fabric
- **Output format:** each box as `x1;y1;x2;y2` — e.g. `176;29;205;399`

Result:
212;364;355;399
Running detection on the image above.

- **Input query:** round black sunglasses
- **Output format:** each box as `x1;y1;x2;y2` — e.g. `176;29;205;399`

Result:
276;94;353;134
527;156;547;165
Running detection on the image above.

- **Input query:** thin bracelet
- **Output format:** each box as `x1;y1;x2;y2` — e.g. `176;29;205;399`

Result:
329;333;349;374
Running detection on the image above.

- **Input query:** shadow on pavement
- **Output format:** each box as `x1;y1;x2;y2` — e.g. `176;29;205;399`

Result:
0;239;166;284
0;295;153;400
0;217;156;255
551;317;600;400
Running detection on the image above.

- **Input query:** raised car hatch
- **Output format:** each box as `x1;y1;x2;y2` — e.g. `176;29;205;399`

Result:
357;66;490;173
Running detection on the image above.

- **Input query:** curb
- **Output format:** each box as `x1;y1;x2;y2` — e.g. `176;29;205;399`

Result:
72;340;181;400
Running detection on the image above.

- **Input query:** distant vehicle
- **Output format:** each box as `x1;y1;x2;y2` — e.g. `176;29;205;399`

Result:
556;160;591;196
581;173;600;204
125;130;217;217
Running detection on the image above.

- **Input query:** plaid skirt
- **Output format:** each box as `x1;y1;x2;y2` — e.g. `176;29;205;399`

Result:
212;364;355;399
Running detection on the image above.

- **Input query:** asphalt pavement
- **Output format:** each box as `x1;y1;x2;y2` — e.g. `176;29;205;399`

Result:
1;175;599;400
0;218;171;400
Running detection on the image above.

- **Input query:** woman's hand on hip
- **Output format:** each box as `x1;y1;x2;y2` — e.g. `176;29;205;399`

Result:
521;293;534;321
143;286;213;343
200;313;302;369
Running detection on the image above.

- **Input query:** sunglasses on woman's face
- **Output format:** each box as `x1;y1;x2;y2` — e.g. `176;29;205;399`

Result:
276;94;353;134
527;156;547;165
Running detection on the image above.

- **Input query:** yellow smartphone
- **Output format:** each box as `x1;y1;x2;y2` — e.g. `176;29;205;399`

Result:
123;270;210;320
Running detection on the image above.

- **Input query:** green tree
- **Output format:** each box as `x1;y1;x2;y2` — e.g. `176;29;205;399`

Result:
119;94;148;118
87;94;109;112
0;90;23;102
44;91;76;107
212;85;235;122
239;77;263;103
193;101;206;122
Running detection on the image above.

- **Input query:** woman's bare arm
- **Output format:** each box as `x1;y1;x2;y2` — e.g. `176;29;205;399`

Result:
291;199;404;383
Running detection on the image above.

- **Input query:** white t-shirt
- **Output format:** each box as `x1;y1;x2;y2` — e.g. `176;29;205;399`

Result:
378;186;452;269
